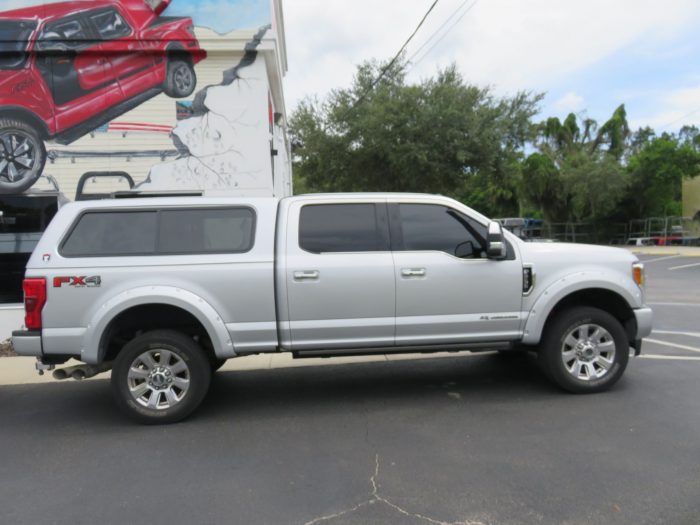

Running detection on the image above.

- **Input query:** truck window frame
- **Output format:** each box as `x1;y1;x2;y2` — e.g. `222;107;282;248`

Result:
59;206;257;258
388;202;517;261
298;202;391;254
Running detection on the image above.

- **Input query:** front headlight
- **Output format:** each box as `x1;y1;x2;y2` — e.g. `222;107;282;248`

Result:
632;262;645;288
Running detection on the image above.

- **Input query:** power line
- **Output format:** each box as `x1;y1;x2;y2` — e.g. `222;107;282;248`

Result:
410;0;479;70
407;0;472;64
342;0;440;118
659;107;700;131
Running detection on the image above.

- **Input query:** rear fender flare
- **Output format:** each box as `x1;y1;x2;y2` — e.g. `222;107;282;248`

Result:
82;285;234;364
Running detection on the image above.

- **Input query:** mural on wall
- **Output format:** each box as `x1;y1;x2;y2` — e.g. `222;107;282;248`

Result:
0;0;285;197
136;24;271;192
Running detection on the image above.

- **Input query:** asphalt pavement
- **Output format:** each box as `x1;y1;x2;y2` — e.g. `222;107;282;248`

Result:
1;254;699;525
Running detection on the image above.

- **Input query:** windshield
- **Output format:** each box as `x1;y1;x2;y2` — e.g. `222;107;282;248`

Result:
0;20;36;69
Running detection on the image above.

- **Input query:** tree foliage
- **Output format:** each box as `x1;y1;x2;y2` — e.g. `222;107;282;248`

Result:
290;59;700;228
521;105;631;224
290;59;542;217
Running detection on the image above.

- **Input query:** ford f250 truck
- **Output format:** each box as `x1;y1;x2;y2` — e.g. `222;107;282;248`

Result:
12;194;653;423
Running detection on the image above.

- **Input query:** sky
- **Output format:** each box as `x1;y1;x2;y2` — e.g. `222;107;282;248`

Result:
281;0;700;133
0;0;697;133
168;0;269;34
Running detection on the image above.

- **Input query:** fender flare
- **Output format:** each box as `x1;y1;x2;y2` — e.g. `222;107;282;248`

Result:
521;271;643;345
82;285;234;364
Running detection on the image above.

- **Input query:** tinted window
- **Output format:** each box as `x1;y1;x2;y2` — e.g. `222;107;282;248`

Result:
0;20;35;69
90;9;131;40
398;204;486;258
300;204;385;253
158;208;255;254
0;195;58;234
62;211;157;256
38;18;89;50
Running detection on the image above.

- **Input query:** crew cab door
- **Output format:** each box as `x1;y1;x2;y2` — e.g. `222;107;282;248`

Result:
86;6;158;96
281;200;395;350
35;15;122;130
390;202;524;345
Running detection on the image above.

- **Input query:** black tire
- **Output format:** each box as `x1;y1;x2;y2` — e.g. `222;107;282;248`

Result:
211;358;226;372
111;330;211;424
538;306;629;393
164;58;197;98
0;118;46;194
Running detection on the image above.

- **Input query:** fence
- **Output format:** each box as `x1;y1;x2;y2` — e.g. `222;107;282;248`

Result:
500;217;700;245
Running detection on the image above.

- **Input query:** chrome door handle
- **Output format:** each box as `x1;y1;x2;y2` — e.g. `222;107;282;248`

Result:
294;270;320;281
401;268;426;277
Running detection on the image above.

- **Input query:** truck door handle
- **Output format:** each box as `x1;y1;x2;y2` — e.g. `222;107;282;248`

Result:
294;270;320;281
401;268;426;277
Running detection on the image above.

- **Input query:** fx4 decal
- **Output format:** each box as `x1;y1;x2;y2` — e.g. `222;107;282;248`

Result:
53;276;102;288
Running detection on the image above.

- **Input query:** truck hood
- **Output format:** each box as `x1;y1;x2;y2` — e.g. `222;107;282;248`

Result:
518;241;638;265
516;241;640;287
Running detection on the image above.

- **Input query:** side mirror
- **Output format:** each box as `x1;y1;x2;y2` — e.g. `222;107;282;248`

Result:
486;221;507;259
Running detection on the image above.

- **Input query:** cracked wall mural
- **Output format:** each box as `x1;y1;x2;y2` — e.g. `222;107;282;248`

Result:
0;0;290;197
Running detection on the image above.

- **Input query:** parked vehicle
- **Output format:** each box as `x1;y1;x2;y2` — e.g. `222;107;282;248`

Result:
13;193;653;423
0;176;65;304
0;0;205;194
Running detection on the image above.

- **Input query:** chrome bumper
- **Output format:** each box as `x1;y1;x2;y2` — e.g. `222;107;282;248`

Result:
11;330;42;357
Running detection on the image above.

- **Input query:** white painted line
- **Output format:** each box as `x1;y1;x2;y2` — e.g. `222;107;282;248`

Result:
652;330;700;339
668;262;700;271
642;255;682;263
644;338;700;354
640;354;700;361
647;302;700;307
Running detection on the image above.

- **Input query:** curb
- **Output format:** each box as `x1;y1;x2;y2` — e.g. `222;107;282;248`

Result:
0;351;492;387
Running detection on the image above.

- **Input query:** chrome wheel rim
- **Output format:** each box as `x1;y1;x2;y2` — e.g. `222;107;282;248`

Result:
0;131;38;184
127;349;190;410
173;65;193;93
561;323;616;381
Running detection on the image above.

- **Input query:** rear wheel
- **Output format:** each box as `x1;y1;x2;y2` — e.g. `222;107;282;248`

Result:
538;306;629;393
0;118;46;194
111;330;211;424
164;58;196;98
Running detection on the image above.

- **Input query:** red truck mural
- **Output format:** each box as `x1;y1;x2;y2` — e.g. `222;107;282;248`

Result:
0;0;206;193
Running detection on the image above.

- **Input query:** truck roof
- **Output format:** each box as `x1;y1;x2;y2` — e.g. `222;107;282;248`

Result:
57;193;447;211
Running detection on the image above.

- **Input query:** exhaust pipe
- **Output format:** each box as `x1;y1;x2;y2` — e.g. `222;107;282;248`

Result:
53;362;113;381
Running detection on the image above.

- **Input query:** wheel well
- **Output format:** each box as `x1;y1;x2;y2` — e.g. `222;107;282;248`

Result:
165;44;192;65
100;304;215;362
0;108;50;139
542;288;637;343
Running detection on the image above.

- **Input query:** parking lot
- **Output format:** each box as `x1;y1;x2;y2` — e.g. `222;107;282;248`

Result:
1;253;699;525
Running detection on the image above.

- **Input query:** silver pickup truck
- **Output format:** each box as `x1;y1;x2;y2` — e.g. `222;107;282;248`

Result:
12;193;653;423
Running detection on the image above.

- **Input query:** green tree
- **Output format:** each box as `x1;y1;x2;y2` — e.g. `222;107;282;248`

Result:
522;106;631;225
625;132;700;217
289;59;542;217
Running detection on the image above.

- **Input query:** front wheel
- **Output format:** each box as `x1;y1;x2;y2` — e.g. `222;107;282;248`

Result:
0;118;46;194
111;330;211;424
538;306;629;393
163;58;197;98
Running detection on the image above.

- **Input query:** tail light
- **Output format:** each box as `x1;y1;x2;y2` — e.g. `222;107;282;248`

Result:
23;278;46;330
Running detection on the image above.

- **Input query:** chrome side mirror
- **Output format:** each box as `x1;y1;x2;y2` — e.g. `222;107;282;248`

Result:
486;221;507;260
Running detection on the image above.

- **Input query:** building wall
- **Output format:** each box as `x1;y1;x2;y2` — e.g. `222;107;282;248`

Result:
0;0;290;198
682;177;700;220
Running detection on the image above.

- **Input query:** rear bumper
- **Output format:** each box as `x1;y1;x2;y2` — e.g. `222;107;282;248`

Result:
11;330;42;357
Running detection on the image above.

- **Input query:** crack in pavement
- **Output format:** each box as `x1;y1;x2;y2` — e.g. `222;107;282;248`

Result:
304;454;487;525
